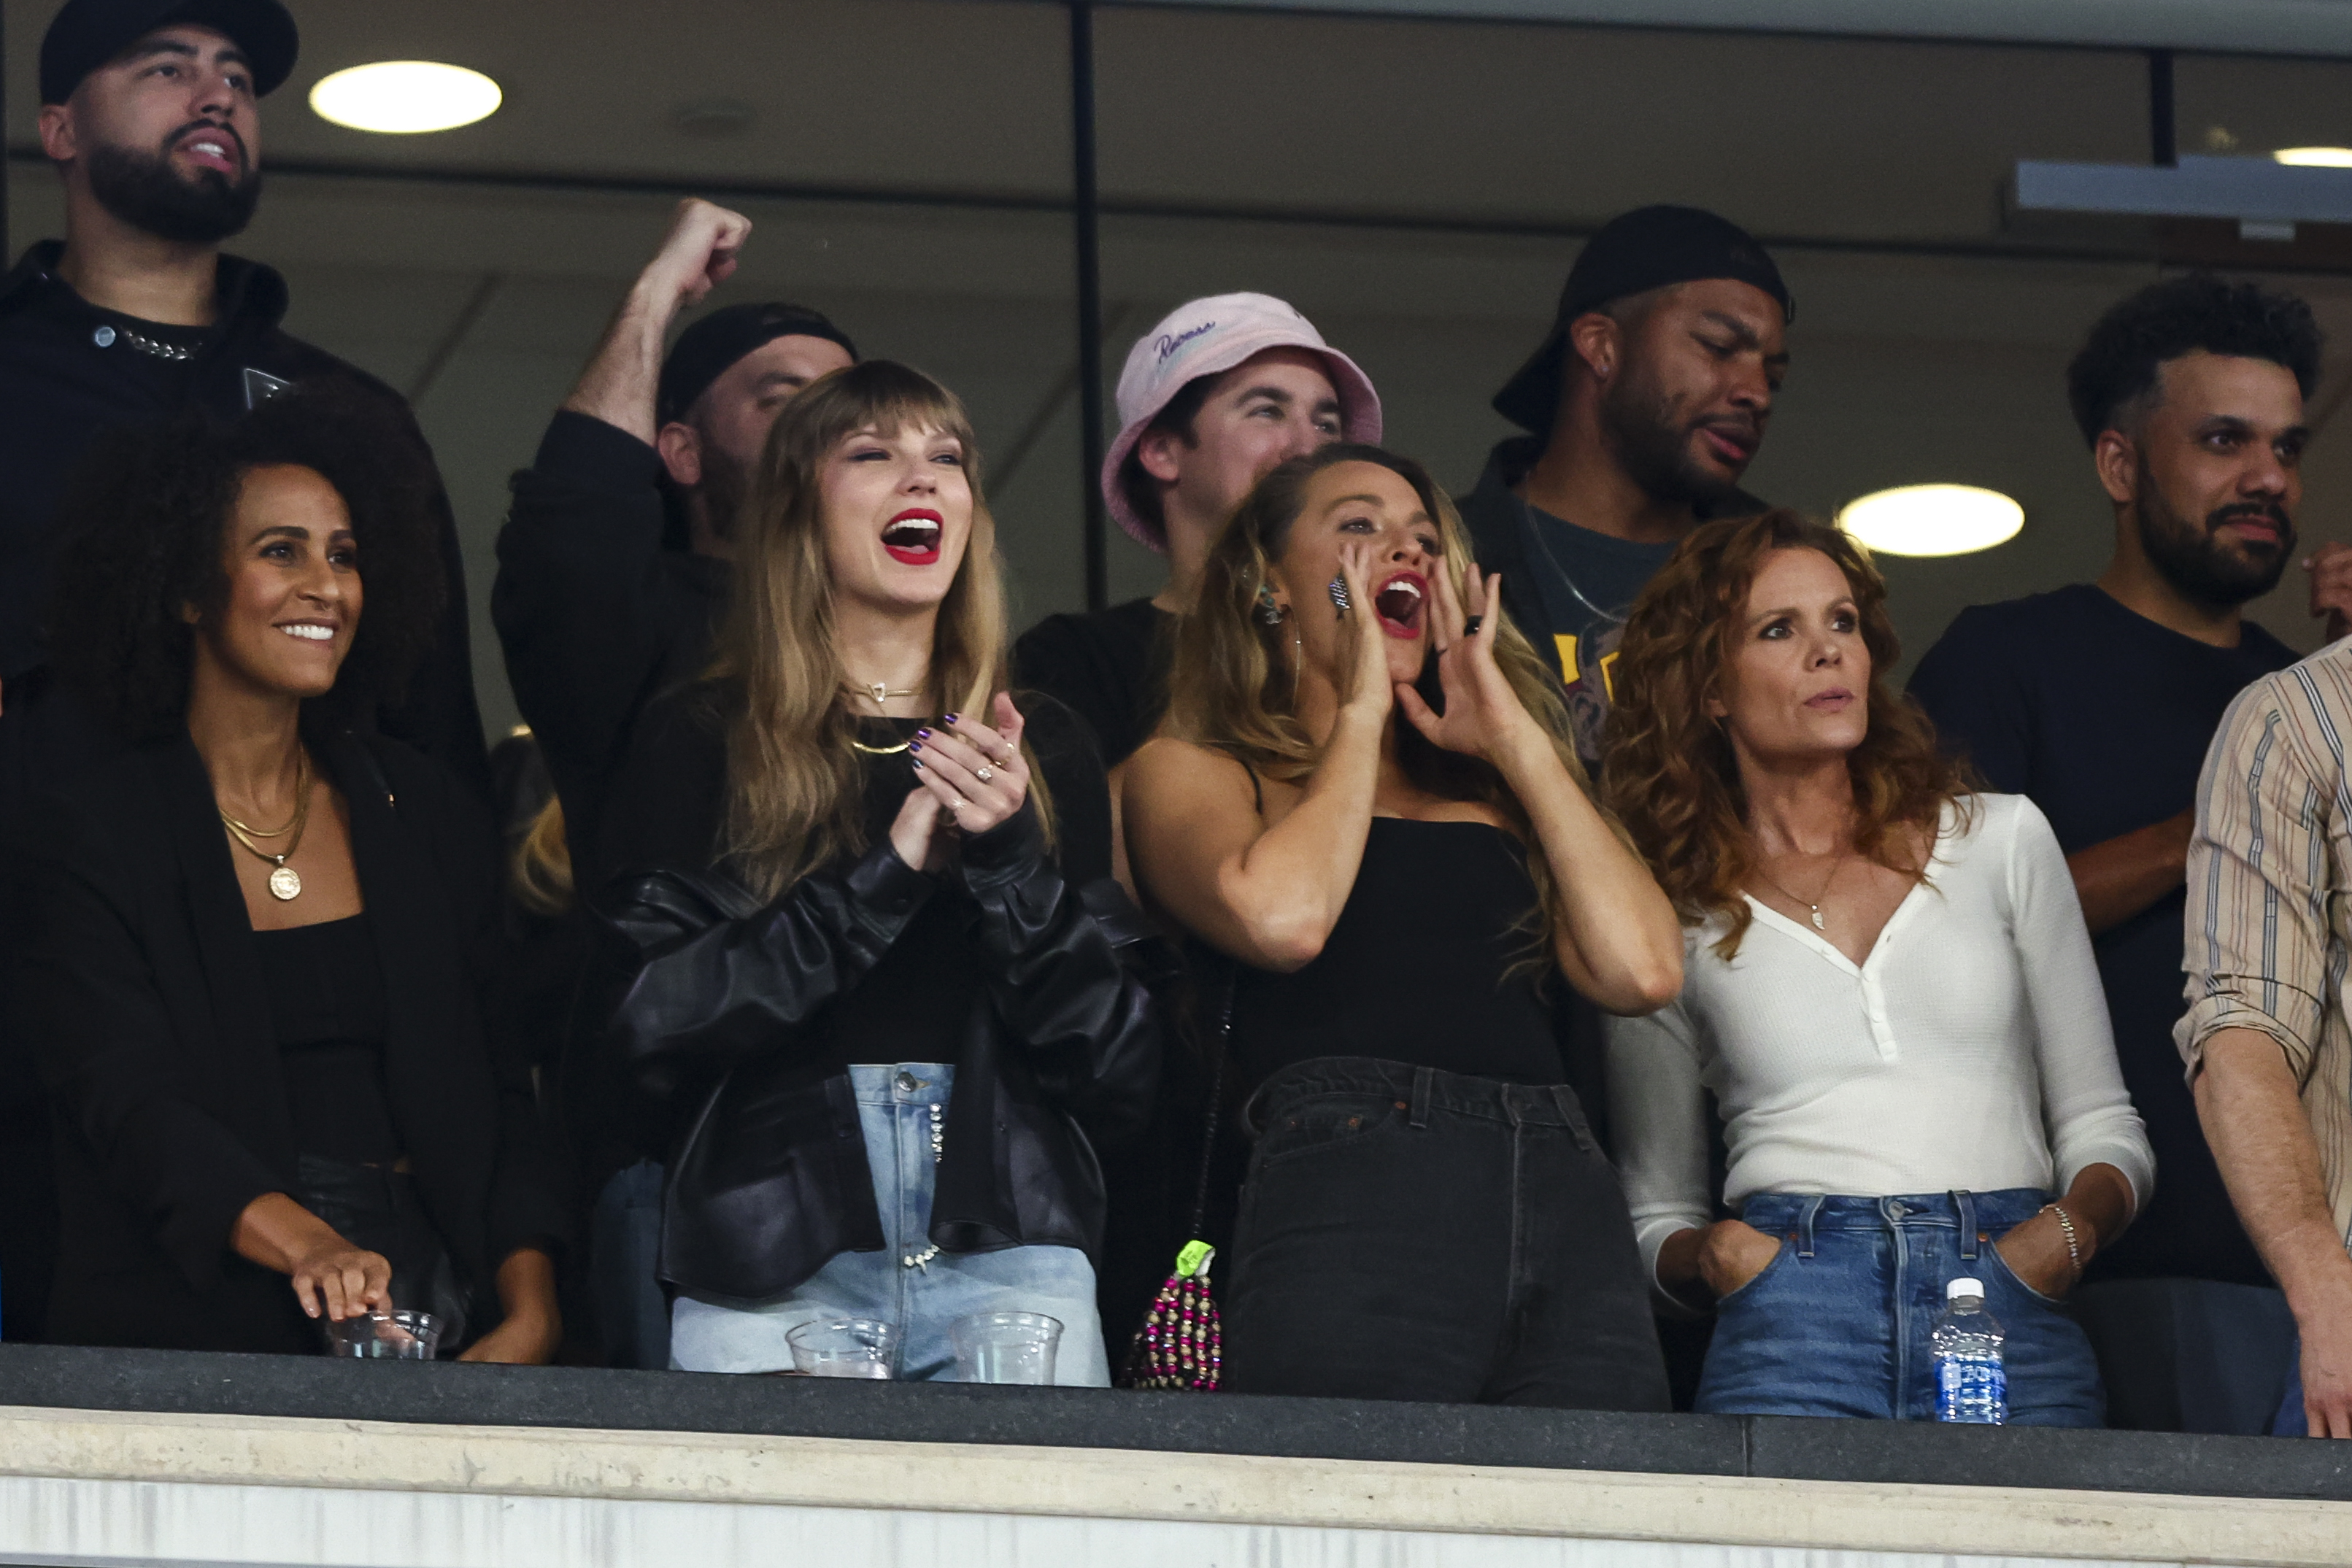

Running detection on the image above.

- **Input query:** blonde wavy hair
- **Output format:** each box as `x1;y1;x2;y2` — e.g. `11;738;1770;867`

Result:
1600;509;1970;959
1165;442;1603;966
711;360;1047;902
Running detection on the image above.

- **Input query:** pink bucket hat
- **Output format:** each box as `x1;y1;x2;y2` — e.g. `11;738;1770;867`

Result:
1102;293;1383;553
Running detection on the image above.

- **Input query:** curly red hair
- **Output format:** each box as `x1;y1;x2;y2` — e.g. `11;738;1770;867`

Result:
1600;509;1970;957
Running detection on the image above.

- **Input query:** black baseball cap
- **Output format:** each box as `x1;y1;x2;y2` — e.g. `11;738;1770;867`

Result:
1492;205;1793;434
41;0;298;104
656;303;861;427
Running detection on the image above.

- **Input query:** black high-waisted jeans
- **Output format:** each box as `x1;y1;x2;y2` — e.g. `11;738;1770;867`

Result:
294;1154;475;1353
1223;1057;1669;1410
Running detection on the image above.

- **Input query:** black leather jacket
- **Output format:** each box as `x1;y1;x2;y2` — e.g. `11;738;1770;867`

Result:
602;802;1162;1301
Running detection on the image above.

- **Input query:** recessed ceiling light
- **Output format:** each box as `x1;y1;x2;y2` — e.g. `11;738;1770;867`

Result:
1837;484;2023;557
2274;147;2352;168
310;62;501;135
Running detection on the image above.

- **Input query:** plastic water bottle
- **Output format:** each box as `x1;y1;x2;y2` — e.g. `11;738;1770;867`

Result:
1932;1277;2007;1424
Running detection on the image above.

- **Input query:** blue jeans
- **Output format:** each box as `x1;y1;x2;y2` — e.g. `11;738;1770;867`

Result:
590;1159;670;1371
670;1064;1109;1383
1696;1189;2105;1426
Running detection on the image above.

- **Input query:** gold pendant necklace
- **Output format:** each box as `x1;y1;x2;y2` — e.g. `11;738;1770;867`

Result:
845;676;922;754
220;751;312;901
1753;848;1850;932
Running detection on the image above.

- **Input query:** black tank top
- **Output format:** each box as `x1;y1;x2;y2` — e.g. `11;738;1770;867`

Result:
255;913;400;1165
1228;818;1566;1096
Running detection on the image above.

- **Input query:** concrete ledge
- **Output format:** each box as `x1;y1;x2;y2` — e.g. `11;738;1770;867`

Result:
1;1403;2351;1567
7;1343;2351;1507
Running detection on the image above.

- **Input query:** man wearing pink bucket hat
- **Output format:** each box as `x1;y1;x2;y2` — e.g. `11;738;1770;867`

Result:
1016;293;1380;775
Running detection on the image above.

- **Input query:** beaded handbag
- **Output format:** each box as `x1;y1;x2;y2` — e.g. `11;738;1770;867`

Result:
1120;988;1232;1391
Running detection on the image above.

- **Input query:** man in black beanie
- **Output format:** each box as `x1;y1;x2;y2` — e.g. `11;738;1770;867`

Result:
493;197;856;888
1461;204;1792;762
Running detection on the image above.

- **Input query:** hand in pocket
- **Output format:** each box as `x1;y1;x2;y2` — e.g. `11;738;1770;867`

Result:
1698;1217;1784;1299
1993;1210;2077;1299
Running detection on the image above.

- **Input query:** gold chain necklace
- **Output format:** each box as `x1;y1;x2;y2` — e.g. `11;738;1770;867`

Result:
1751;846;1851;933
220;751;312;901
845;677;923;754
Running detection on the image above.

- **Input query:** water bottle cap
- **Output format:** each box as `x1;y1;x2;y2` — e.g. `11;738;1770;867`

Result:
1947;1277;1986;1302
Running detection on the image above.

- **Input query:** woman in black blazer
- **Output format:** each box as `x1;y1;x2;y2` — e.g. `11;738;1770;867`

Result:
2;393;566;1358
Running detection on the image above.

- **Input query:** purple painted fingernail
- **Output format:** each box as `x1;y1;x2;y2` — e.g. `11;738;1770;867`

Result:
911;758;925;770
916;727;933;738
908;740;922;752
943;713;960;724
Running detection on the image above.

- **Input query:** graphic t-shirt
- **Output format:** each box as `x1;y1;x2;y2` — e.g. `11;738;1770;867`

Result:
1908;582;2301;1286
1458;435;1759;764
1514;501;1678;761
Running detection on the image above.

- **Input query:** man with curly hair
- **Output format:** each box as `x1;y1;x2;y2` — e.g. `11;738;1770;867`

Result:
0;0;487;788
1910;272;2350;1433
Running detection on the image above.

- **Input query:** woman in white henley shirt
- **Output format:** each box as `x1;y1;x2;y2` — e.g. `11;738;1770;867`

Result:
1601;511;2152;1426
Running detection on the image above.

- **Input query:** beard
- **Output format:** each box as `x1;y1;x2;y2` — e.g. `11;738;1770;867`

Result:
2135;457;2296;608
84;125;261;245
1596;368;1748;512
693;440;752;547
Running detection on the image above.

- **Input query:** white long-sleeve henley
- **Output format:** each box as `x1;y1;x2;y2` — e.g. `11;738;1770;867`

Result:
1605;792;2154;1291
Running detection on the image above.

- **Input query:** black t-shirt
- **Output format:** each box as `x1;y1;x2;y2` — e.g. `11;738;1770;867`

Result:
1013;597;1172;769
1908;583;2299;1286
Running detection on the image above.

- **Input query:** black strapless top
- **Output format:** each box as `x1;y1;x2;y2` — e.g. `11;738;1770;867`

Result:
1227;817;1565;1097
254;913;399;1165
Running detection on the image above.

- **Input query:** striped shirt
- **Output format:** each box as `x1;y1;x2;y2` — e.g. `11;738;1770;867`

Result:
2178;644;2352;1248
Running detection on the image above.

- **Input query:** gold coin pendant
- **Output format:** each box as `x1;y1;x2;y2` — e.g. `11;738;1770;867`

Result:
268;865;303;901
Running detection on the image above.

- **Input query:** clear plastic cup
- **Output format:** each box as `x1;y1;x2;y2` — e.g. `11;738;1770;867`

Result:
322;1309;442;1360
950;1311;1062;1385
786;1317;898;1378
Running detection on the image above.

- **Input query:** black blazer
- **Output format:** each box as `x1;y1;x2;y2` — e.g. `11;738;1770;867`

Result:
1;706;566;1353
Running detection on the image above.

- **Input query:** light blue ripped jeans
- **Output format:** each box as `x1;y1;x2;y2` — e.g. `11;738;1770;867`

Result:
670;1063;1110;1383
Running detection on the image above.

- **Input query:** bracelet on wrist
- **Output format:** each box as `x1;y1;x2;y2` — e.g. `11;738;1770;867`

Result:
2041;1200;2083;1278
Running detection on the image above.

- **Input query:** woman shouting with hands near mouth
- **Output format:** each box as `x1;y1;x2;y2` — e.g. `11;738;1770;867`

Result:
598;361;1157;1381
1123;443;1683;1408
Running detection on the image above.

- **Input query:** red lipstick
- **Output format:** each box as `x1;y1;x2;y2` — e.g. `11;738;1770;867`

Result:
881;508;943;566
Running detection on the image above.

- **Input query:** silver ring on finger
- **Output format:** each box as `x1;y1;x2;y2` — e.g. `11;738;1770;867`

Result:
951;796;968;812
974;765;995;784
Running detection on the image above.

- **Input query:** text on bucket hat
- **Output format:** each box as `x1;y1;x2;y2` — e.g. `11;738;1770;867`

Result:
1103;293;1382;555
41;0;298;103
1492;205;1792;436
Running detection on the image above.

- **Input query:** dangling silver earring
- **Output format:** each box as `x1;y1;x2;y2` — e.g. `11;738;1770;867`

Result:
1254;582;1287;626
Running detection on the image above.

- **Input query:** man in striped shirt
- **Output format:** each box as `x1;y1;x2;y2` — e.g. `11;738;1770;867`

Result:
2183;648;2352;1438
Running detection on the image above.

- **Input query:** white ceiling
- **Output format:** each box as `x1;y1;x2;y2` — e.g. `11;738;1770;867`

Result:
1125;0;2352;55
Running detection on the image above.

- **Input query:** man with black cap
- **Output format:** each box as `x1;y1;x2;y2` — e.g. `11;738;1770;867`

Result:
0;0;490;1346
0;0;487;783
492;196;856;889
1463;205;1792;762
